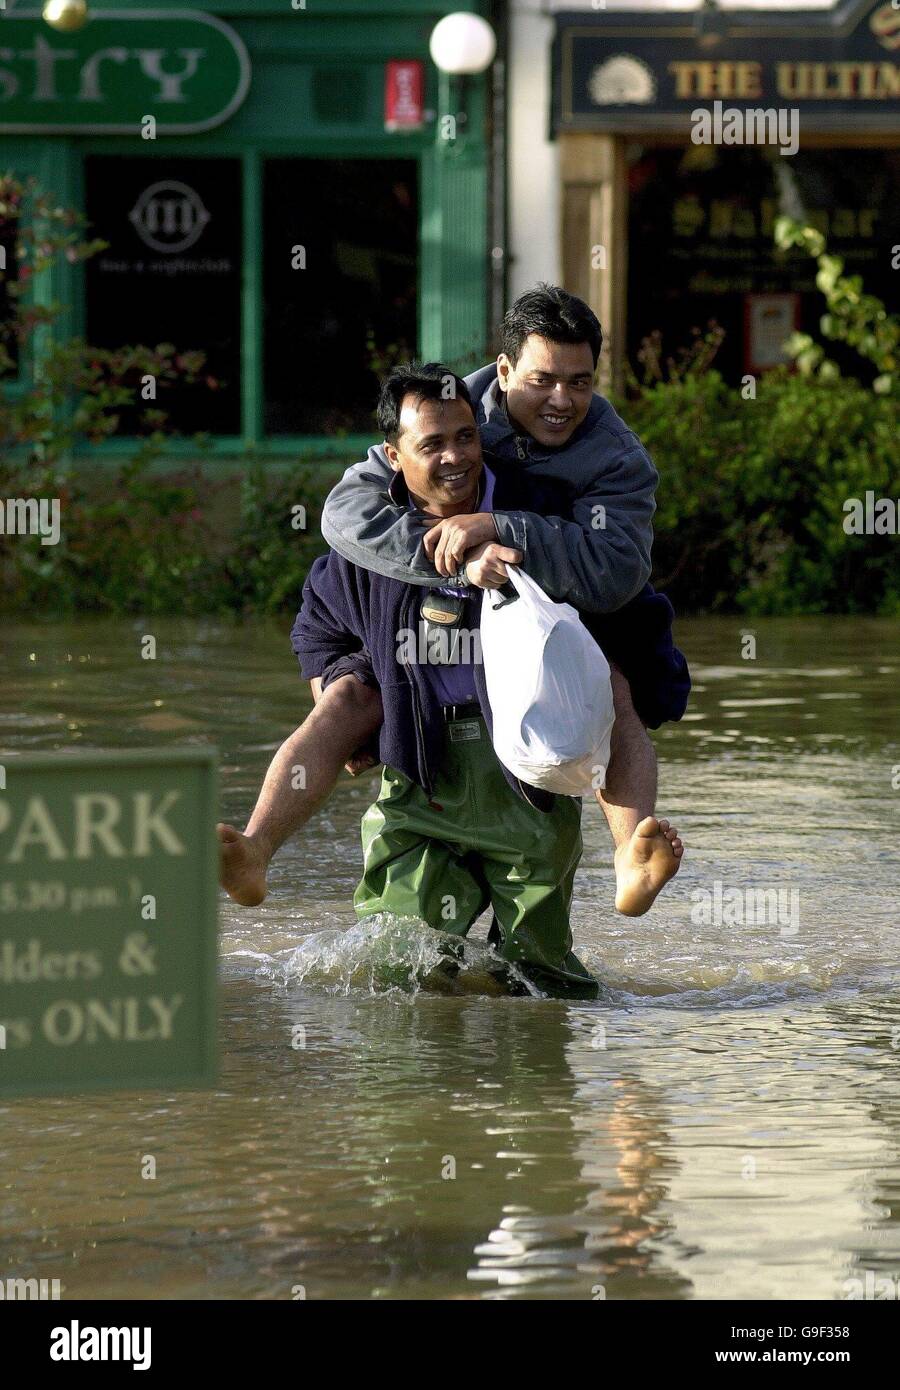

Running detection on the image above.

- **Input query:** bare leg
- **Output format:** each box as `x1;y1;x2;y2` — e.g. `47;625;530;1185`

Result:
597;668;683;916
218;675;383;906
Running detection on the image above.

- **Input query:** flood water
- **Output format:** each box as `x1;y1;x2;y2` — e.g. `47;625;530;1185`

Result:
1;614;899;1301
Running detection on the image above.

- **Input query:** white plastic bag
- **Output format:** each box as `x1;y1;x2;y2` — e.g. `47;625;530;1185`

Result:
480;566;615;796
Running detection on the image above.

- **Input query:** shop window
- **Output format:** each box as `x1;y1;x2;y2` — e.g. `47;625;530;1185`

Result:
626;146;900;385
84;156;242;434
0;212;19;378
262;158;418;435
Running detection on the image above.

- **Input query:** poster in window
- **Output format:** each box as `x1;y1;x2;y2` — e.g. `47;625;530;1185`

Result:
744;293;800;375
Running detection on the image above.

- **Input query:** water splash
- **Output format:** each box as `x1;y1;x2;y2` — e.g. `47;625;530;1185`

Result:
237;914;539;999
582;951;878;1010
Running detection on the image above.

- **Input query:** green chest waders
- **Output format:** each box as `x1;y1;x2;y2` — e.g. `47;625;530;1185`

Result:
353;713;599;999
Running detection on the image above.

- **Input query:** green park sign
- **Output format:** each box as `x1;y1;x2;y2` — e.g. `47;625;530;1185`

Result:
0;9;251;133
0;747;219;1096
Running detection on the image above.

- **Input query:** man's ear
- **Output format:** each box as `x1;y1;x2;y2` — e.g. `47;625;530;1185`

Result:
384;440;402;471
496;353;512;391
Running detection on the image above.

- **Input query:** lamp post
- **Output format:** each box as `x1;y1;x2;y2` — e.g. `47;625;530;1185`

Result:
429;11;497;144
429;11;497;77
425;12;499;371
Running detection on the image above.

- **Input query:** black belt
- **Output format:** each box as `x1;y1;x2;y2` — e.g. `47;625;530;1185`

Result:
441;702;482;722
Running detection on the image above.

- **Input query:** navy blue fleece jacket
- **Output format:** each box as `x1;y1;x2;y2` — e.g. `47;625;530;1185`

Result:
291;546;554;810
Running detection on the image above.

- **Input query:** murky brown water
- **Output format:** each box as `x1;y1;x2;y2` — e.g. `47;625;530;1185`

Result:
1;614;899;1299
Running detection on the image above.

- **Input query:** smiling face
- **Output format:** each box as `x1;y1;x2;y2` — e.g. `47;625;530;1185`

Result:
497;334;596;449
384;393;483;517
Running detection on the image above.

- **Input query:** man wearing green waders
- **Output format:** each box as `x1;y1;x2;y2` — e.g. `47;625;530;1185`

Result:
291;363;600;998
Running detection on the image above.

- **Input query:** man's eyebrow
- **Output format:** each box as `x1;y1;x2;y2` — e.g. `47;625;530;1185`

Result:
414;424;475;447
530;369;593;382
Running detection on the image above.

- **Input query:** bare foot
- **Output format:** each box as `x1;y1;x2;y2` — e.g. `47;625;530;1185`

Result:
614;816;683;917
217;823;270;906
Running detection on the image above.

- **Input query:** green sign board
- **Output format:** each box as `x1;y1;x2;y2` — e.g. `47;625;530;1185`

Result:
0;9;251;133
0;747;219;1096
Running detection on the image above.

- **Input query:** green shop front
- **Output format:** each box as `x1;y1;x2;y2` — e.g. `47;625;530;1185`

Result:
0;1;494;460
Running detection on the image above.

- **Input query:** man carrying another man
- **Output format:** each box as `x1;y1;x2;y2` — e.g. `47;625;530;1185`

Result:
292;363;606;996
219;285;688;928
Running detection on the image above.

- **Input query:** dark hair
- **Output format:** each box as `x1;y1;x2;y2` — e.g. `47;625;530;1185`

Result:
377;362;473;444
499;283;603;367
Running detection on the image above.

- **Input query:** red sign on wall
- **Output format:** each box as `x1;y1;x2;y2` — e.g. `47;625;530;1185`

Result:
385;60;424;131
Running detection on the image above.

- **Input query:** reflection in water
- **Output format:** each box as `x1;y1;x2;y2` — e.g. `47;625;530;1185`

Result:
0;615;898;1299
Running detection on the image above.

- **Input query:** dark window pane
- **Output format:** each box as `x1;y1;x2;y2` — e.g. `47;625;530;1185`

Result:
627;146;900;385
0;211;19;378
263;159;418;435
84;156;242;434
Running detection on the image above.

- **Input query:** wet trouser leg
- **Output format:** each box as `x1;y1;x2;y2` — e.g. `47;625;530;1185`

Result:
353;715;599;999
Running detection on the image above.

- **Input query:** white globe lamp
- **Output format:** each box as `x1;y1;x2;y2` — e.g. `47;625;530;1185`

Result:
429;13;497;76
43;0;89;32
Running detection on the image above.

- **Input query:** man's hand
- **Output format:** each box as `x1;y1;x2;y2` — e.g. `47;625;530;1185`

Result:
344;744;379;777
462;541;523;589
423;512;497;577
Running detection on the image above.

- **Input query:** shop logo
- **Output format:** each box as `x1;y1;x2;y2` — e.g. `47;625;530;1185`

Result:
870;3;900;52
588;54;656;105
128;180;210;253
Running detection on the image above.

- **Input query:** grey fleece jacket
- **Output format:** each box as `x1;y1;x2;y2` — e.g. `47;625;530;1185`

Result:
320;362;657;615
